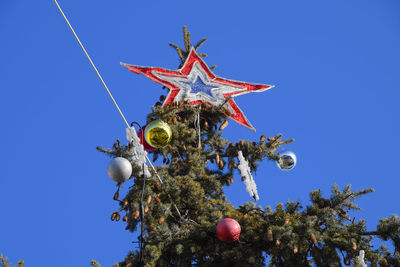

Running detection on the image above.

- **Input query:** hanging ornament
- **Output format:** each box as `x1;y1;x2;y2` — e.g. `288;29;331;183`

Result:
126;127;151;178
107;157;132;183
216;218;241;243
122;48;274;131
137;125;156;152
144;120;172;148
358;250;367;267
277;151;297;171
237;150;259;200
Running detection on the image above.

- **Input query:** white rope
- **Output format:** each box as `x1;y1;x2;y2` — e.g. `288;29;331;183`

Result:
53;0;182;218
54;0;159;177
53;0;130;129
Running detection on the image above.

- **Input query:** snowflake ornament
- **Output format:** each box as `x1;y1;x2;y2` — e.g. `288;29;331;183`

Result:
237;150;259;200
126;127;151;178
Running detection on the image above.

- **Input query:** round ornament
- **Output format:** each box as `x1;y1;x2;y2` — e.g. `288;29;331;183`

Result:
107;157;132;183
138;126;156;152
144;120;172;148
277;151;297;171
216;218;241;243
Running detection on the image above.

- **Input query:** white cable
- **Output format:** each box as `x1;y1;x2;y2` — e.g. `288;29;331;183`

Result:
54;0;177;212
53;0;182;218
53;0;130;129
53;0;160;178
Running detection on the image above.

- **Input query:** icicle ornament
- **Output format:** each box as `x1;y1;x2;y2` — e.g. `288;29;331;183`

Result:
237;150;259;200
126;127;151;178
357;250;367;267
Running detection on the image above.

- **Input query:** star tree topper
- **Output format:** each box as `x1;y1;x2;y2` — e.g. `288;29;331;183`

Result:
121;48;274;131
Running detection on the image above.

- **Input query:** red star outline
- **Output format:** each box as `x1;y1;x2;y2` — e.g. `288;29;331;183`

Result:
121;48;274;131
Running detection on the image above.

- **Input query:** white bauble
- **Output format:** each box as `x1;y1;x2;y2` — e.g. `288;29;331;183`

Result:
107;157;132;183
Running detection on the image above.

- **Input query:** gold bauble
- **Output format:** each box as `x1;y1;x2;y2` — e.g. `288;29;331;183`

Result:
145;120;172;148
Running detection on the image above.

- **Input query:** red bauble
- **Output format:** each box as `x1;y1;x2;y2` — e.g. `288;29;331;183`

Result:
138;126;156;152
216;218;241;243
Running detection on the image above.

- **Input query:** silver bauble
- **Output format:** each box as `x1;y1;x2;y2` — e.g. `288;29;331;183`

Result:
277;151;297;171
107;157;132;183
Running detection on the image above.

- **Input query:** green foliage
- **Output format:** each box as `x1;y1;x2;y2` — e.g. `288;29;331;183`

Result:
90;260;102;267
96;27;400;266
98;101;400;266
0;254;24;267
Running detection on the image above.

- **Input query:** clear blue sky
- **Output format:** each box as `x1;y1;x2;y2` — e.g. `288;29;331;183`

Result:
1;1;399;266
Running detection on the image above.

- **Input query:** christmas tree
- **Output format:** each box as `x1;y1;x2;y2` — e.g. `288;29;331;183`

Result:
95;27;400;267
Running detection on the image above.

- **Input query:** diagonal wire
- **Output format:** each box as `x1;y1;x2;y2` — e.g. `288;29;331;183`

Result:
53;0;130;128
53;0;182;219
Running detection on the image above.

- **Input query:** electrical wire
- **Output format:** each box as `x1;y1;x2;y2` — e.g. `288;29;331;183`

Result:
53;0;184;223
53;0;130;128
53;0;170;191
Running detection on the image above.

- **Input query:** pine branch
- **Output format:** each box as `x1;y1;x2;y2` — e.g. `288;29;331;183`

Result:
168;43;184;64
0;254;24;267
0;254;9;267
183;26;190;52
90;260;101;267
194;38;207;50
97;28;399;267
